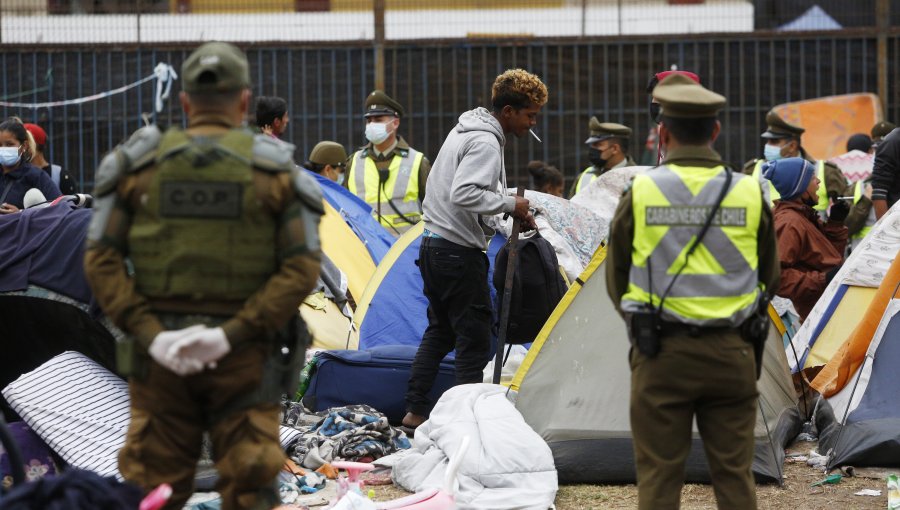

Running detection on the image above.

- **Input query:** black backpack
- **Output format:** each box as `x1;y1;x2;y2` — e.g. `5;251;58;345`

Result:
493;232;568;344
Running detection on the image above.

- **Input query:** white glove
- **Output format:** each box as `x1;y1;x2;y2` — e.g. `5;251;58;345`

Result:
167;326;232;370
148;325;206;376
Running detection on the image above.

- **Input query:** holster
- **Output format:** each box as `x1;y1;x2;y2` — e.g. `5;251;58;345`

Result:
270;315;309;399
206;315;309;427
629;307;661;358
740;297;770;380
115;336;148;381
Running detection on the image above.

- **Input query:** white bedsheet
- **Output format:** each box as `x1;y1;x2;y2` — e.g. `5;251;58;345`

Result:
388;384;557;510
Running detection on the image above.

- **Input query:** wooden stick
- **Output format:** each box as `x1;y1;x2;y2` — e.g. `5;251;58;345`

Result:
493;186;525;385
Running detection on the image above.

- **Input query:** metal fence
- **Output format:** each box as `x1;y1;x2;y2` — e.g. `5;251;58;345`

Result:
1;32;895;192
1;1;897;44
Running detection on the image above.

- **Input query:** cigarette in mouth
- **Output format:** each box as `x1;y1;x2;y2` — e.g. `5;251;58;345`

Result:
529;129;542;143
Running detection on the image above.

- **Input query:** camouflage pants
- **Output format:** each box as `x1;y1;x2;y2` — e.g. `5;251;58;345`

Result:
119;342;283;510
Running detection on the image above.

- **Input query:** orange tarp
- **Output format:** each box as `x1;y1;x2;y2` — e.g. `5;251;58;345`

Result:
773;93;882;162
811;254;900;397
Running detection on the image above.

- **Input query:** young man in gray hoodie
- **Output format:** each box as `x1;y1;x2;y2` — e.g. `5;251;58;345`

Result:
403;69;547;429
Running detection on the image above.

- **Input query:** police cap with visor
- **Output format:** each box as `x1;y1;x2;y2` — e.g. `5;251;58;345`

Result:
760;110;804;140
364;90;404;118
584;117;632;145
652;73;726;119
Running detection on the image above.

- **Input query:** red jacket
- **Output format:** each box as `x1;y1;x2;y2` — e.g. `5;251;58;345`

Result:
773;200;847;321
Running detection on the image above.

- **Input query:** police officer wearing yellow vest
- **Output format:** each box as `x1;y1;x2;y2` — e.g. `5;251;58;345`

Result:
345;90;430;235
743;110;859;219
570;117;636;197
607;73;780;510
83;42;323;510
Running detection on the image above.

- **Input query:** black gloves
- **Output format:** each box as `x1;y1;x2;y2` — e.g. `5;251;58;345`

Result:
829;198;850;223
825;263;843;284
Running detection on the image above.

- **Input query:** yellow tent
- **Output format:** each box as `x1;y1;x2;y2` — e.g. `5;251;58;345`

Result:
300;292;359;350
320;201;377;300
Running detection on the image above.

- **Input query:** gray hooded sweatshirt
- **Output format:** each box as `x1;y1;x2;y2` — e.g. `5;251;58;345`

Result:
422;107;516;249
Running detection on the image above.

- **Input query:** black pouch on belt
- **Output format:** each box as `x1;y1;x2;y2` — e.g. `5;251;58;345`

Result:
630;307;661;358
740;297;770;379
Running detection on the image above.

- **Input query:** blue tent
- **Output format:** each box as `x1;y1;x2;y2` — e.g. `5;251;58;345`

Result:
308;171;394;265
354;224;504;350
817;297;900;469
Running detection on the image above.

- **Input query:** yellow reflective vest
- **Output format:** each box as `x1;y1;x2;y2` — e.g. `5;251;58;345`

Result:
620;164;763;327
348;148;423;234
574;165;598;195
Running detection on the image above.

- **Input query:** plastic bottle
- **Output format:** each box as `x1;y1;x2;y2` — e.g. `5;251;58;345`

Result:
888;473;900;510
294;356;318;401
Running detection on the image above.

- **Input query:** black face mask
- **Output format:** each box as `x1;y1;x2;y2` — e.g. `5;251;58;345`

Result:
588;148;606;169
649;102;662;124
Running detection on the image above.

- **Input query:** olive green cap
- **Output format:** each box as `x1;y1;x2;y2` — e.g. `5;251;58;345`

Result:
182;42;251;94
761;109;804;139
309;141;348;168
364;90;404;118
585;118;632;144
652;73;726;119
871;120;896;140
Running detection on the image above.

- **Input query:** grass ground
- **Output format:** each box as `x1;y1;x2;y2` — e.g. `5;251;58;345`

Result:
369;440;893;509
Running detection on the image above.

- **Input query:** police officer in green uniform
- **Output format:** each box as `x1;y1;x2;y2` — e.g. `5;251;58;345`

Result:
304;140;348;184
570;117;636;197
345;90;431;235
743;110;853;216
607;73;780;510
83;42;323;510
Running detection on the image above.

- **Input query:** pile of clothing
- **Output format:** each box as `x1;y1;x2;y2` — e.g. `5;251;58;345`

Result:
284;404;410;469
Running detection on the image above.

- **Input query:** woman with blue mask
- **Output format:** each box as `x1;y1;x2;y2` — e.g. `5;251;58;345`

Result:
0;119;61;214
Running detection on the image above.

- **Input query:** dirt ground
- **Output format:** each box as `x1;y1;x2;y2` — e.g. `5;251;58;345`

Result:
369;440;894;509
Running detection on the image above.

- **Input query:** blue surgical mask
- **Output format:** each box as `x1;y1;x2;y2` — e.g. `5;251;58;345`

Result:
365;122;391;145
763;144;783;162
336;173;345;186
0;146;21;167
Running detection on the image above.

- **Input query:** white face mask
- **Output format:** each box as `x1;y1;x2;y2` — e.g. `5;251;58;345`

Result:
365;122;392;145
0;146;21;167
335;173;345;186
764;143;784;162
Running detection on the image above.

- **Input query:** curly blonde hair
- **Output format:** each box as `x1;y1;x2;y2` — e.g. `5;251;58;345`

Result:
491;69;548;111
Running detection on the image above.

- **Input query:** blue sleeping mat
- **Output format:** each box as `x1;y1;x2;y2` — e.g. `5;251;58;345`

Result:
302;345;455;424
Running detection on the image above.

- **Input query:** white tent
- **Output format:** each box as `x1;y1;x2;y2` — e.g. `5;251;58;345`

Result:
510;242;802;483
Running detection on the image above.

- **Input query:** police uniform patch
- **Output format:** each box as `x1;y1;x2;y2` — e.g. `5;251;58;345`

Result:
645;206;747;227
160;181;242;219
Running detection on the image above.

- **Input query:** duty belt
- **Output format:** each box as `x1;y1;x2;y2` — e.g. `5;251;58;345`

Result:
658;321;733;338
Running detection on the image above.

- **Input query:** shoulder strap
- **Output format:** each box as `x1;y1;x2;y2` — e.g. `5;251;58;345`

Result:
93;125;162;196
533;234;565;292
155;128;193;163
654;168;734;313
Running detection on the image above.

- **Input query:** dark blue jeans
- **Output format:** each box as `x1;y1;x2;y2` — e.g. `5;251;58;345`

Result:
405;237;492;416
